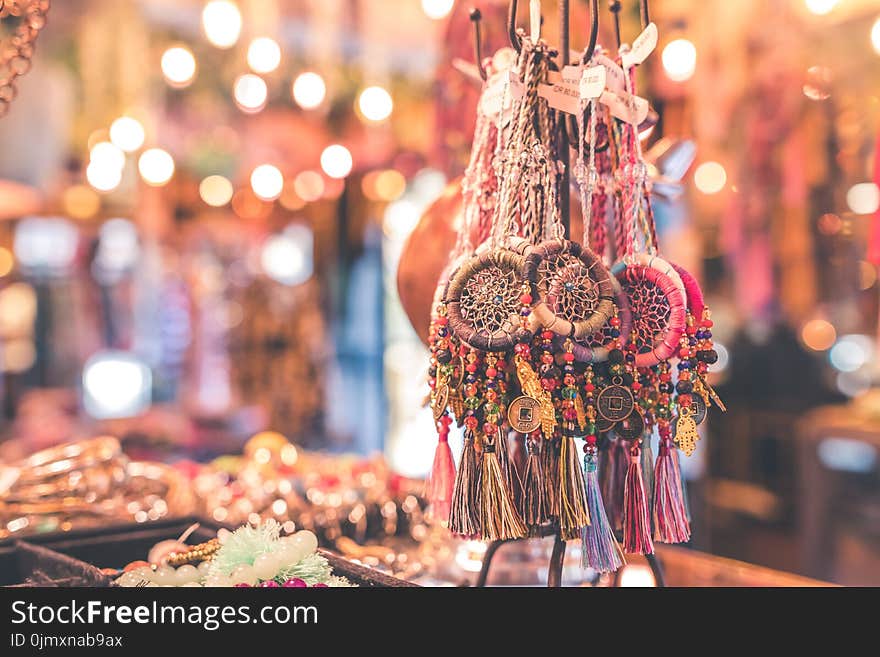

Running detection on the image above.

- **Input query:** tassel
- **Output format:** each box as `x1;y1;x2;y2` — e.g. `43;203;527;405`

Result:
425;423;456;523
542;436;559;518
641;431;655;521
581;446;625;573
497;429;524;512
652;439;691;543
601;437;628;533
521;436;549;532
479;432;527;540
448;432;481;537
675;448;693;523
623;445;654;554
558;435;591;540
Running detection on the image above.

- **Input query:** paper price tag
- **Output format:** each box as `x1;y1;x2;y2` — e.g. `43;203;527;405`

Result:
595;53;625;94
600;89;649;125
480;70;524;125
542;69;582;115
579;65;606;99
621;22;658;69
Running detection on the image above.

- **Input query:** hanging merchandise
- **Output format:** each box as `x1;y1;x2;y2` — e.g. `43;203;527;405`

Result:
423;0;726;580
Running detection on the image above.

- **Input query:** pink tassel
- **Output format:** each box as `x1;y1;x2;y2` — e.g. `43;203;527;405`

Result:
425;418;456;523
652;439;691;544
623;445;654;555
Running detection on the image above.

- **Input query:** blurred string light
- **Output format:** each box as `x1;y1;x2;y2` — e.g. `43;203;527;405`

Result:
109;117;145;153
693;161;727;194
411;168;446;200
293;170;324;201
199;175;234;207
320;144;353;179
322;176;345;200
818;437;877;472
161;46;197;88
250;164;284;201
14;217;79;273
805;0;838;15
90;141;125;172
829;334;873;372
421;0;454;20
231;188;272;221
0;247;14;278
260;225;314;286
234;74;268;113
872;17;880;55
202;0;242;49
846;182;880;215
291;72;326;109
836;371;871;398
800;318;836;351
619;564;656;587
247;37;282;74
817;212;842;235
138;148;175;186
86;161;123;193
362;169;407;202
357;86;393;122
83;351;152;419
62;184;100;220
661;38;697;82
2;338;35;373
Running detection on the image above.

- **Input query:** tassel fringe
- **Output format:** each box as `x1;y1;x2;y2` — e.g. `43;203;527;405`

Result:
623;446;654;554
521;438;549;532
652;440;691;544
479;438;527;540
582;448;625;573
448;433;481;537
425;435;456;523
542;436;559;519
558;436;591;540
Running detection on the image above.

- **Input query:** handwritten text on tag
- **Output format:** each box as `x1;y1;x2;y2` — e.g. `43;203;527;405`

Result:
579;65;606;99
600;89;649;125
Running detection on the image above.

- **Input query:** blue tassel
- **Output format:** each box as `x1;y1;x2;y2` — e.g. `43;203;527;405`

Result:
581;447;625;573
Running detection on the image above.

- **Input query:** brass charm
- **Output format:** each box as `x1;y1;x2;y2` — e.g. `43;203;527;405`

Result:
449;356;466;390
675;406;700;456
614;408;644;441
432;383;450;420
448;387;466;425
574;393;587;432
508;396;543;433
697;374;727;412
514;355;556;436
596;383;635;422
596;416;616;434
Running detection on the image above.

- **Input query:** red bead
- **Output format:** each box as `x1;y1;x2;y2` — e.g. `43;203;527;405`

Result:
436;317;448;326
586;434;597;444
465;417;478;429
631;381;641;391
483;423;495;436
519;294;532;305
485;367;497;378
704;320;714;328
678;394;692;406
466;363;478;373
686;325;697;335
541;354;554;364
585;383;595;392
563;353;575;362
679;348;690;358
610;317;621;327
496;360;506;370
441;415;452;426
541;331;554;340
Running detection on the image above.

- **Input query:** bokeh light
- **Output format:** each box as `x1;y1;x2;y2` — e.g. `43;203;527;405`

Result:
234;74;268;113
247;37;282;74
830;335;872;372
109;117;145;153
199;175;234;207
800;318;836;351
90;141;125;172
661;38;697;82
292;72;326;109
357;86;393;122
86;161;123;193
293;171;325;202
62;185;101;220
694;161;727;194
846;182;880;215
202;0;242;49
872;17;880;55
0;247;14;278
161;46;197;87
805;0;838;16
421;0;454;20
138;148;175;186
320;144;353;179
250;164;284;201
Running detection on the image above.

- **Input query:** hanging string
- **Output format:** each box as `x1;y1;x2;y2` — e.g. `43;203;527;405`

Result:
575;96;599;247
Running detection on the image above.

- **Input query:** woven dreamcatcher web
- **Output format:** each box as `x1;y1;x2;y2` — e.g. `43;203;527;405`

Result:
446;249;531;351
524;239;615;340
565;274;632;363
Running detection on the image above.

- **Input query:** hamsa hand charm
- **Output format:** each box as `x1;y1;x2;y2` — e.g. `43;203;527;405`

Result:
675;407;700;457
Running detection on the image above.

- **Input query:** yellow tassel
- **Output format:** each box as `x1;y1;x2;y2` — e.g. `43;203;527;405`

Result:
480;433;527;540
558;436;591;540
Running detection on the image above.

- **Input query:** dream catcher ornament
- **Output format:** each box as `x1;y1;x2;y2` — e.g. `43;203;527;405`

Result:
0;0;50;118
